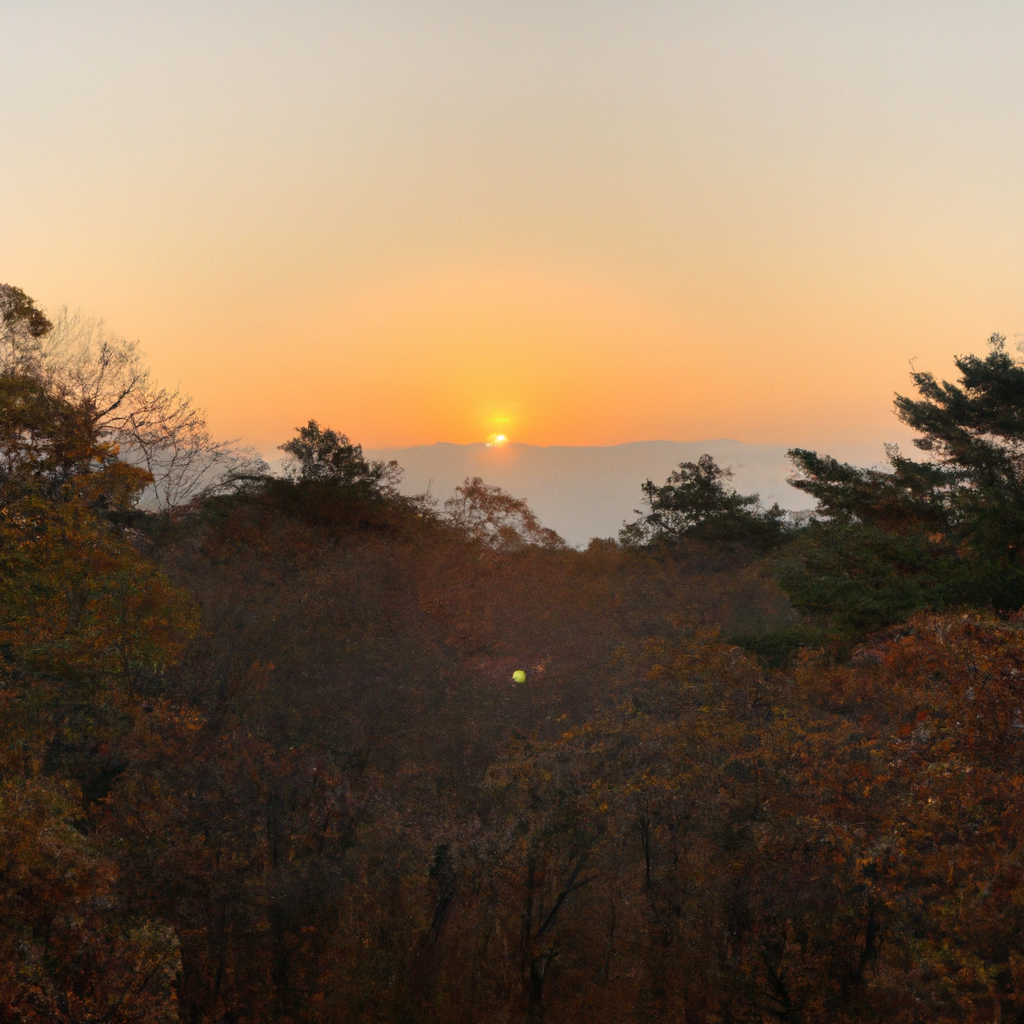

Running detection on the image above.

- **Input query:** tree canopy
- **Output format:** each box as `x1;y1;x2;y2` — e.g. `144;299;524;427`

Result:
280;419;401;493
779;334;1024;633
9;284;1024;1023
443;476;565;549
620;453;790;549
0;283;265;512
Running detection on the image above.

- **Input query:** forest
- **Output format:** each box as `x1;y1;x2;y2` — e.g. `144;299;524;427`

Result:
6;280;1024;1023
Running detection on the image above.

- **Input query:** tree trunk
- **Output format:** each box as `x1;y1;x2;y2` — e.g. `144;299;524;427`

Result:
527;952;556;1024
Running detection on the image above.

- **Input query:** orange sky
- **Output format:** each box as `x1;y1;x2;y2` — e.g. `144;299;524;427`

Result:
4;2;1024;464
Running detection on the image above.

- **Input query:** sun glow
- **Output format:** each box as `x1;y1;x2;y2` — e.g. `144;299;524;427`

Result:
486;434;508;447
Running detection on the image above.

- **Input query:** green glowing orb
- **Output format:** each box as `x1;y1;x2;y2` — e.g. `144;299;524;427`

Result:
512;670;527;684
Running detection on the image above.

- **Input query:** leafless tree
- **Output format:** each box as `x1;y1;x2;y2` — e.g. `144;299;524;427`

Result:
1;285;266;511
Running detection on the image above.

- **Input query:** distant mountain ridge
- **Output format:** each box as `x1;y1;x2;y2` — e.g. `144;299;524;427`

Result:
363;440;818;548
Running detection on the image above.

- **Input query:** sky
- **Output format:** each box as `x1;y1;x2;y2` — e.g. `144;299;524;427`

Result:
3;1;1024;463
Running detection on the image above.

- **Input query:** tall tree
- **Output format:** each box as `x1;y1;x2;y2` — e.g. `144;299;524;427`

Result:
782;334;1024;631
0;366;196;1021
894;333;1024;559
0;283;265;511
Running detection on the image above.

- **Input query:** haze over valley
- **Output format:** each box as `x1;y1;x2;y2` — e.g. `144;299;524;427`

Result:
363;439;819;546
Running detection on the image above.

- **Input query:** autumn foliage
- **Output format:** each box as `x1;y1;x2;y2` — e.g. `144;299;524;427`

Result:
7;285;1024;1022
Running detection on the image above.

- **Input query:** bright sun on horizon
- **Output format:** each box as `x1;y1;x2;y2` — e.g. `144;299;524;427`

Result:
4;3;1024;466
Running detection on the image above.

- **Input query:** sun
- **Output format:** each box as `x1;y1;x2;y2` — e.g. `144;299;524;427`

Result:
486;434;508;447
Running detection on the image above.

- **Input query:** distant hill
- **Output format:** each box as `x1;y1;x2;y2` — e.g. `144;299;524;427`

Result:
363;440;818;548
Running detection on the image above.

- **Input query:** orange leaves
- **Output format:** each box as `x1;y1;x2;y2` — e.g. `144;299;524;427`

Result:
0;369;200;1021
474;611;1024;1020
0;778;182;1023
0;492;197;691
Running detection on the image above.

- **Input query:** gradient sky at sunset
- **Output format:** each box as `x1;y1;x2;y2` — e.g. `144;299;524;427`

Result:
4;1;1024;460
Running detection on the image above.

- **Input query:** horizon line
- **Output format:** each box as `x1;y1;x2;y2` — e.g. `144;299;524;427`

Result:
361;437;777;451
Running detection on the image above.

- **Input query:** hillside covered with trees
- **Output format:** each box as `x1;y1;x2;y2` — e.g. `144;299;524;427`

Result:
6;282;1024;1023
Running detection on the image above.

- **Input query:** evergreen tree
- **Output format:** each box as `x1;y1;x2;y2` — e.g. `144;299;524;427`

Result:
781;334;1024;632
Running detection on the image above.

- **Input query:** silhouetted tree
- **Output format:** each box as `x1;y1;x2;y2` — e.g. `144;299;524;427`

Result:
781;334;1024;632
621;453;789;549
280;419;401;493
0;283;265;511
